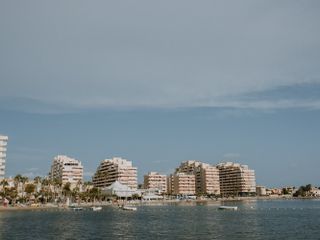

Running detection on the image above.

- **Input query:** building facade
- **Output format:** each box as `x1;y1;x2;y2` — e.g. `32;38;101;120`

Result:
217;162;256;197
92;157;137;190
175;160;220;195
143;172;167;194
172;173;196;195
197;163;220;195
167;175;174;195
256;186;267;196
0;135;8;180
49;155;83;186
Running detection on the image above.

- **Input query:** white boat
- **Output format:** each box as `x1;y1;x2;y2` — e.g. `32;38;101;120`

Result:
120;205;137;211
91;206;102;211
218;206;238;210
70;206;84;211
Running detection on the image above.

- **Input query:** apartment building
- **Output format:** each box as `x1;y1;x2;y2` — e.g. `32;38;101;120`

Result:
175;160;220;195
217;162;256;197
256;186;267;196
197;163;220;195
92;157;137;190
49;155;83;186
0;135;8;179
172;172;196;195
143;172;167;193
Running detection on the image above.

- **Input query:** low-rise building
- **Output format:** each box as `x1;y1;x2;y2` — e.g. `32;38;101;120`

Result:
256;186;267;196
310;187;320;197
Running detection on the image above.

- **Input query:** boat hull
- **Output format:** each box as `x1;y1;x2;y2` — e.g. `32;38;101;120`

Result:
218;206;238;210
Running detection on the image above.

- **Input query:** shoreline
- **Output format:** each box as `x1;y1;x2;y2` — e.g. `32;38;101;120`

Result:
1;196;319;211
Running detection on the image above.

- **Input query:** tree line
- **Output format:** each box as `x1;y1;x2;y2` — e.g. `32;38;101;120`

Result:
0;175;105;205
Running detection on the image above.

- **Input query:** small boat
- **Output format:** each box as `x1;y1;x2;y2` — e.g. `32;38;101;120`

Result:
120;205;137;211
91;206;102;211
70;207;84;211
219;206;238;210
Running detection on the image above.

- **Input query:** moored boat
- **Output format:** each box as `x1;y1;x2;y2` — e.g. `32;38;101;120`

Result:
70;206;84;211
91;206;102;211
218;206;238;210
120;205;137;211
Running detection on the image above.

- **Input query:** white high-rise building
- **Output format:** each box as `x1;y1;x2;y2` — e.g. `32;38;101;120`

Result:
93;157;138;190
49;155;83;185
0;135;8;180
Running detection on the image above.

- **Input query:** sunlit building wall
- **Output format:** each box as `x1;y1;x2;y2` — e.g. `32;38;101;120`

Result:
0;135;8;179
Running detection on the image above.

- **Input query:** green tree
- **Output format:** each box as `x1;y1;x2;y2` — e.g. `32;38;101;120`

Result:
7;187;18;205
305;184;312;192
72;186;80;203
0;179;9;197
282;188;289;195
62;182;71;197
89;187;101;202
25;183;36;203
40;178;54;203
132;193;140;200
53;178;62;199
25;183;36;195
34;176;42;184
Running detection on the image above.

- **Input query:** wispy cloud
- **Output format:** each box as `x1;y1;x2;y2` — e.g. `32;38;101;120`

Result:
222;153;241;161
1;1;320;113
2;84;320;114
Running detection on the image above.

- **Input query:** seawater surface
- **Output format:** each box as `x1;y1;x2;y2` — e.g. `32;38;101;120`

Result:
1;199;320;240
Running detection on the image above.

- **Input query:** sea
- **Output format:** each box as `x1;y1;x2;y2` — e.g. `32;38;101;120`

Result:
1;199;320;240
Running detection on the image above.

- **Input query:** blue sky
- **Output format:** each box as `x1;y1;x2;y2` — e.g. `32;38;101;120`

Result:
1;1;320;187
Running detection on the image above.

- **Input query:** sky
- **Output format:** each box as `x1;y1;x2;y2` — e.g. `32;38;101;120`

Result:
1;0;320;187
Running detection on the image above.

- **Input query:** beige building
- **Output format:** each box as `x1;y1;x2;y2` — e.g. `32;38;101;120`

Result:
92;157;137;190
172;172;195;195
49;155;83;185
175;160;220;195
197;163;220;195
0;135;8;180
175;160;202;174
217;162;256;197
256;186;267;196
167;174;174;195
144;172;167;193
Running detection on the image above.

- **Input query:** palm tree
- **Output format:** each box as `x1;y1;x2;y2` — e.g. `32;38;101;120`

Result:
72;186;80;204
7;187;18;205
83;181;92;192
62;182;71;199
14;174;23;188
34;176;42;184
25;183;36;203
89;187;101;203
0;179;9;197
41;178;53;203
21;176;29;200
13;175;23;202
53;178;62;200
